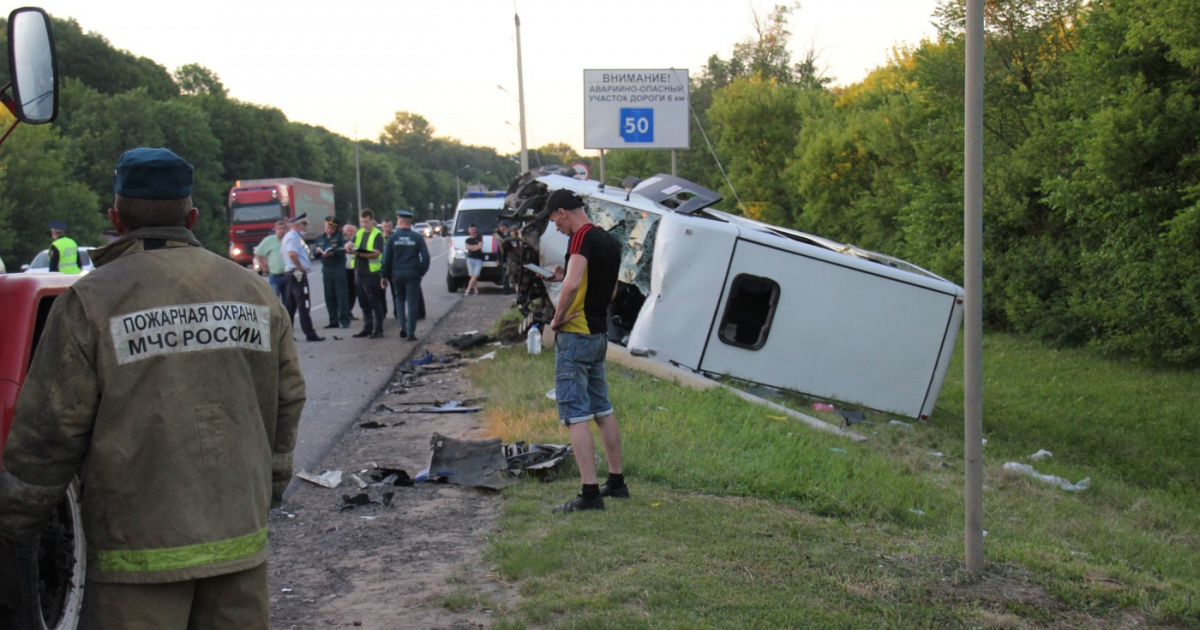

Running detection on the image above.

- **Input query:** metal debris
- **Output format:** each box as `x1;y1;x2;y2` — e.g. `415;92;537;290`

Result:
297;469;343;488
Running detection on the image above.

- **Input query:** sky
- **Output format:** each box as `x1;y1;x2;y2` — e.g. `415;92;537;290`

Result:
31;0;943;155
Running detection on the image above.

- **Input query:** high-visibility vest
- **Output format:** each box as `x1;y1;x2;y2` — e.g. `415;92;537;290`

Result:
52;236;81;274
352;228;383;273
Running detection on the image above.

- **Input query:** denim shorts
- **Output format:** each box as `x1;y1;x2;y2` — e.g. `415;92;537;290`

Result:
555;332;613;425
466;258;484;277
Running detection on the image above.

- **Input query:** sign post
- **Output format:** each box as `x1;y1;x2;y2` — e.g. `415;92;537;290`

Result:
584;69;689;176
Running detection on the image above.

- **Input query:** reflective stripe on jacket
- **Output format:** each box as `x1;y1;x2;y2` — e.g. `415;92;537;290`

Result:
0;226;306;584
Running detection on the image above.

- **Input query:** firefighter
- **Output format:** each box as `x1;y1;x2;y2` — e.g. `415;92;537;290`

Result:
47;220;80;274
0;147;306;628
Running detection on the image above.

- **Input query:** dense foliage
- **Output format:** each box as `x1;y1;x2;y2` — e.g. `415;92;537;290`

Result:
608;0;1200;367
0;16;584;267
3;1;1198;365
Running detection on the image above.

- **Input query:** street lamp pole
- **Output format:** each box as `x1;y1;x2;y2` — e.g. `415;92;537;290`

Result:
514;13;529;173
456;165;470;199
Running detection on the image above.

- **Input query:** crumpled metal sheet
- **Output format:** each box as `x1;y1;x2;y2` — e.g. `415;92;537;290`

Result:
428;433;514;490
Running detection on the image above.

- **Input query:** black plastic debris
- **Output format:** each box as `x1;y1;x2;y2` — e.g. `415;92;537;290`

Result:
360;421;387;429
447;332;490;350
337;493;375;511
504;442;573;473
428;432;514;489
368;467;414;487
837;410;868;426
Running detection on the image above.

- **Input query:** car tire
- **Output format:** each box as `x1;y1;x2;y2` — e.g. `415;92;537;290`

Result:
446;272;458;293
0;479;86;630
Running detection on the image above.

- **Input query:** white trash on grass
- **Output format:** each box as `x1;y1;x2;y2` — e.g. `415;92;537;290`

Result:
1002;462;1090;491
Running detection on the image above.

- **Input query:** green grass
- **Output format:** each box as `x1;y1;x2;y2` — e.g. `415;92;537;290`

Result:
466;332;1200;629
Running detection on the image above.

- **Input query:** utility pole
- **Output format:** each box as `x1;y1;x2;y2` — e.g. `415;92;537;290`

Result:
515;13;529;173
964;0;985;575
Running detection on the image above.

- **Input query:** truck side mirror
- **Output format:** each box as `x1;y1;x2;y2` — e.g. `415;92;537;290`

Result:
3;7;59;127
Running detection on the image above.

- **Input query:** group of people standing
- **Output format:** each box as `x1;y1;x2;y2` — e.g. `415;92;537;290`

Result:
251;208;430;342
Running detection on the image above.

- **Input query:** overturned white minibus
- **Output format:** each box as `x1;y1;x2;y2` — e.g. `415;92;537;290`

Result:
505;170;964;419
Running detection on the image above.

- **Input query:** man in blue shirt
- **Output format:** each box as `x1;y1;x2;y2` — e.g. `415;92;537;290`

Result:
380;210;430;340
282;214;324;342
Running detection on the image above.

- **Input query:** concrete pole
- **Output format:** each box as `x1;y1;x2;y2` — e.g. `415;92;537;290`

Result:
515;14;529;173
354;130;362;213
964;0;986;575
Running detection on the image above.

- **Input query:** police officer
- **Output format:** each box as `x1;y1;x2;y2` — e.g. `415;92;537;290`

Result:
47;220;81;274
0;147;306;628
282;214;324;342
313;216;351;328
351;209;386;339
381;209;430;340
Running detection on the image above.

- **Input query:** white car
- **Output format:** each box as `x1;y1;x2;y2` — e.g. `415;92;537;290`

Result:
414;221;433;238
22;246;97;274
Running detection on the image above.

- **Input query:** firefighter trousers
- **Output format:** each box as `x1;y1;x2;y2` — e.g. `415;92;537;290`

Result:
79;562;268;630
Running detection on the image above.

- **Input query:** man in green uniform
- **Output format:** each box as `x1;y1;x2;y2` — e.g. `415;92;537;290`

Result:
0;147;306;628
47;220;80;274
313;216;351;329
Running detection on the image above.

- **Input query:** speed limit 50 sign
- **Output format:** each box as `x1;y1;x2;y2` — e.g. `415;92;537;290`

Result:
584;69;689;150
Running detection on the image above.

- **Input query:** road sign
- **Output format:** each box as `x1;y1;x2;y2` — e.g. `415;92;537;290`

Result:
584;69;689;150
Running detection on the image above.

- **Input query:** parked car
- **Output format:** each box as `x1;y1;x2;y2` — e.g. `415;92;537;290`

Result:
21;246;97;274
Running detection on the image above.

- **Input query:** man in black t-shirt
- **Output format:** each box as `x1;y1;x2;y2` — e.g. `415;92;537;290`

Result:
546;189;628;512
464;224;485;295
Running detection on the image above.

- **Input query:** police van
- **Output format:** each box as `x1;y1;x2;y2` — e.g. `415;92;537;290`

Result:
446;191;507;292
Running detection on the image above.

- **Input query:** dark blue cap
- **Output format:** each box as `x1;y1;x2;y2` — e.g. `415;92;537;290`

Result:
48;220;67;231
395;209;413;218
113;148;194;199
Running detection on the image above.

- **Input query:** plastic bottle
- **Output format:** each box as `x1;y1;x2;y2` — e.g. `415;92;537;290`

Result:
527;324;542;355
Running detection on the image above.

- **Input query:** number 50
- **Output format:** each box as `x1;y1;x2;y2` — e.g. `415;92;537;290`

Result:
623;116;650;134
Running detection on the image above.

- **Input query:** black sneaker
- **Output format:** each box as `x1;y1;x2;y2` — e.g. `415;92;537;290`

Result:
599;483;629;499
553;494;604;513
399;330;407;338
370;331;384;339
323;323;340;329
352;330;372;338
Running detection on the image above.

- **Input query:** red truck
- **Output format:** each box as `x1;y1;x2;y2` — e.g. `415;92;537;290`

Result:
227;178;334;266
2;9;86;629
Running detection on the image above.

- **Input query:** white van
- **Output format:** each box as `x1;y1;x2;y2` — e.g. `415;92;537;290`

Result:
446;191;506;292
508;171;964;419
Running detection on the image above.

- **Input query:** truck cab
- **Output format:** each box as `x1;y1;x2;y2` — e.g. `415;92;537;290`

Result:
227;178;333;266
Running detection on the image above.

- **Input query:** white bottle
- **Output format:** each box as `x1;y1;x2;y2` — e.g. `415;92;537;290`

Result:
527;324;542;355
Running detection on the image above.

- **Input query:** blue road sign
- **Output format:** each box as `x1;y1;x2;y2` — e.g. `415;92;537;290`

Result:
619;108;654;143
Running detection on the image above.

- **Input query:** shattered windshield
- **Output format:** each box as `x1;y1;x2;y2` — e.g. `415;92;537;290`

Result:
586;199;660;296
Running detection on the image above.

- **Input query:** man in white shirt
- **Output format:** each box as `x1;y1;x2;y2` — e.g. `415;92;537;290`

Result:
282;214;324;342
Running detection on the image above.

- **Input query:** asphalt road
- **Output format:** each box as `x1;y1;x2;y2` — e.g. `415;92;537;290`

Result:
285;236;457;490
